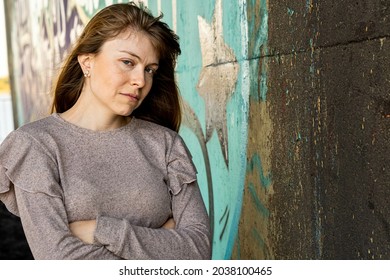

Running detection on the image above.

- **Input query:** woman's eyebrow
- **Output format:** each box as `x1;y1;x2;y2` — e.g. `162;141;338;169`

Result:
118;50;159;66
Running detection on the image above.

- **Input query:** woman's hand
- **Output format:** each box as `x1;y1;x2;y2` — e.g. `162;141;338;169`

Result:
70;218;174;244
162;217;176;229
69;220;97;244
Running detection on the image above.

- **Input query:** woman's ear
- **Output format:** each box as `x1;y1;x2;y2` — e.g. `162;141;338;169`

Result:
78;54;92;77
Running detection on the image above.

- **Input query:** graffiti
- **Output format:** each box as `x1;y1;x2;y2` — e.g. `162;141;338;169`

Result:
248;182;269;217
247;153;272;189
178;0;250;259
218;206;230;240
8;0;87;125
245;152;272;258
196;0;239;167
232;0;272;260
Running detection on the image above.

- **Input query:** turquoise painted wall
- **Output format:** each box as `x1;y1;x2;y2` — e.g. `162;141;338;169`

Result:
176;0;249;259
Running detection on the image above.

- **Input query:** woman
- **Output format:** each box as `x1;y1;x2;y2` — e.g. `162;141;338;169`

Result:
0;2;211;259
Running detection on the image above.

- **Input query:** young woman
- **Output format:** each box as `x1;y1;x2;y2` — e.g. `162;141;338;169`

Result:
0;2;211;260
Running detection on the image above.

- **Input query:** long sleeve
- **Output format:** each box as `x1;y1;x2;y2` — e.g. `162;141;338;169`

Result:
0;130;121;259
93;134;211;259
14;188;121;259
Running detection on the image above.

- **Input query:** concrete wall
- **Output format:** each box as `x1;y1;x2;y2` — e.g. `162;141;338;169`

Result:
1;0;389;259
233;0;390;259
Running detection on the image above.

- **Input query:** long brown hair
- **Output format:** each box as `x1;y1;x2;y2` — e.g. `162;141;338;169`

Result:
51;2;182;131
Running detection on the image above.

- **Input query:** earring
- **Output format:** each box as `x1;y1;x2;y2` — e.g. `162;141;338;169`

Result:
84;70;90;77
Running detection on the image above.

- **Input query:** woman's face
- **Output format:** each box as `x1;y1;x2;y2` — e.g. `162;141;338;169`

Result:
81;30;159;118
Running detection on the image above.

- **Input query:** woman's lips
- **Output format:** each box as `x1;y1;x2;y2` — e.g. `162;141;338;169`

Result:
121;93;139;101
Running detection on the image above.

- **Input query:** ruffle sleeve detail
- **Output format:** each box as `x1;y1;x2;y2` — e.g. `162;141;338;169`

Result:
0;130;62;216
167;135;197;196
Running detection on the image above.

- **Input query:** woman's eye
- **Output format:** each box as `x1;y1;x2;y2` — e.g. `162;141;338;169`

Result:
145;67;157;75
122;60;133;66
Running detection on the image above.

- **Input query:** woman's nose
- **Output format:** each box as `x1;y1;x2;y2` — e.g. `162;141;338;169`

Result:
130;66;145;88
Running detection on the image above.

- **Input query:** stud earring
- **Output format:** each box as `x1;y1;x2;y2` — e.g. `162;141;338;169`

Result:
84;71;90;77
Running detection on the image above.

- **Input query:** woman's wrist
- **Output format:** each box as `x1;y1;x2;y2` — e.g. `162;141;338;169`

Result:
69;220;97;244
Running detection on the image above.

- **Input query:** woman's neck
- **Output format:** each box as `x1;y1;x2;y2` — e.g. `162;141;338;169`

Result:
60;97;130;131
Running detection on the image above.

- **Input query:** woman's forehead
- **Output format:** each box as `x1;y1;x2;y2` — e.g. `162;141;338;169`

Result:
102;30;159;61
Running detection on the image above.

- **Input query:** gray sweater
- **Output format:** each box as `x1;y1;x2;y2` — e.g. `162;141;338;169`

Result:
0;114;211;259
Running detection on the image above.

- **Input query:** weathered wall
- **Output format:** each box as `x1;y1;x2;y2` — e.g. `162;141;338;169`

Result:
1;0;389;260
233;0;390;259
